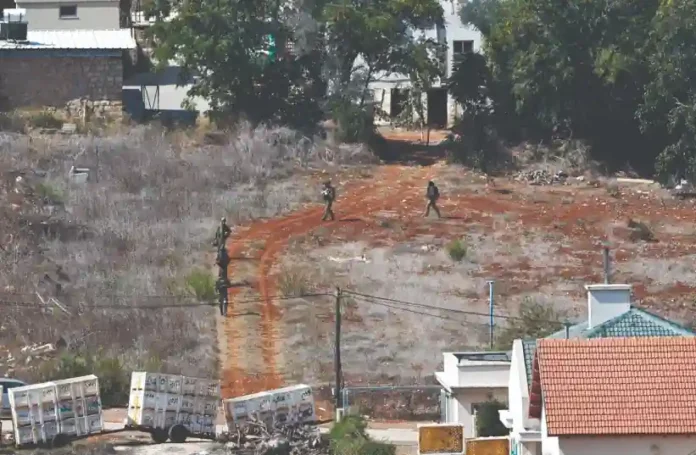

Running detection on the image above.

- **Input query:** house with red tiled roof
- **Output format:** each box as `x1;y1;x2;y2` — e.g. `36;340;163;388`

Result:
528;337;696;455
499;283;696;455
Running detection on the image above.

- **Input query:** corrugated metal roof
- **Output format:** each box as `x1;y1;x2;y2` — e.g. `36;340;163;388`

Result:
0;29;136;50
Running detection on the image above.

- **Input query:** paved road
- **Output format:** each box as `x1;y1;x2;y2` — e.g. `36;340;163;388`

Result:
2;420;418;446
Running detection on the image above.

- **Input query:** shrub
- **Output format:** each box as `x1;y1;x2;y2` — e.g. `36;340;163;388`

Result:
26;110;63;129
330;99;376;144
35;181;64;204
330;415;395;455
475;398;508;437
446;239;467;261
277;267;311;297
184;268;216;301
37;352;130;407
627;218;655;242
445;111;510;174
493;297;564;350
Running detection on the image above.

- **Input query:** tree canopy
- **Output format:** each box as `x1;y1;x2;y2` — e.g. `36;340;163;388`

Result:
452;0;696;179
147;0;444;134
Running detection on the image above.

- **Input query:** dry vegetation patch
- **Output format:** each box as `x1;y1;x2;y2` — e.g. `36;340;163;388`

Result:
0;123;374;393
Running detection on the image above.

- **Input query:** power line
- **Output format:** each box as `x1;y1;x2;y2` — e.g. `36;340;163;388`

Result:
0;287;571;328
343;290;567;326
350;295;466;323
0;292;332;310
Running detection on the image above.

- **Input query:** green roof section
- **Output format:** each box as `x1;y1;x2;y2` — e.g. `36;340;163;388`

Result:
586;308;696;338
522;307;696;389
521;338;537;388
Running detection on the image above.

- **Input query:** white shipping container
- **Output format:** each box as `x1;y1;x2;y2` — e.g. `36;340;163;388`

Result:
223;384;316;431
127;372;221;436
53;375;103;437
8;375;103;446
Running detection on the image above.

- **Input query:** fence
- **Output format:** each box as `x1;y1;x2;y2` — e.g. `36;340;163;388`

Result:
341;385;443;421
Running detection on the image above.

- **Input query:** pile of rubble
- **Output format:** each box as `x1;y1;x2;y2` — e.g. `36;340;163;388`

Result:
216;422;328;455
0;343;57;376
514;169;569;185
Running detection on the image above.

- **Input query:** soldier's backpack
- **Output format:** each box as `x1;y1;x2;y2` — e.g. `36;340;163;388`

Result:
428;184;439;200
323;186;335;202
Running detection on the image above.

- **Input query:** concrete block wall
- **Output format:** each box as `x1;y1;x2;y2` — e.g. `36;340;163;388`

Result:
0;53;123;116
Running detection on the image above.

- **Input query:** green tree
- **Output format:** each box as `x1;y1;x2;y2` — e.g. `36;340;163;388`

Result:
493;298;564;350
640;0;696;182
393;37;446;143
148;0;444;133
149;0;325;130
323;0;444;140
475;398;508;437
459;0;666;173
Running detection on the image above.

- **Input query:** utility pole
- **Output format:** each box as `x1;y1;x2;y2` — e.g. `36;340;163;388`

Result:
334;287;343;416
602;244;611;284
487;281;494;349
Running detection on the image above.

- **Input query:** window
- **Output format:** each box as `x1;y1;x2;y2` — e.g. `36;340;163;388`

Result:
436;23;446;45
453;40;474;55
59;5;78;19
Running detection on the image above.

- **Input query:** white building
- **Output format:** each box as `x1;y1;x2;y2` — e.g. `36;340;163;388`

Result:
530;336;696;455
435;351;509;439
13;0;120;30
368;0;482;128
501;283;696;455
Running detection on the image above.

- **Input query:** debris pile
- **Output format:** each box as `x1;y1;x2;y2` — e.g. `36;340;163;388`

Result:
514;169;569;185
219;422;327;455
0;343;57;376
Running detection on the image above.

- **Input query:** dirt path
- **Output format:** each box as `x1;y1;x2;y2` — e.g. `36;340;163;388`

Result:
219;162;440;398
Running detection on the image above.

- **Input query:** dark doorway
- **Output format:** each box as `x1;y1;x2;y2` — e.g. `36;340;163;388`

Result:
427;88;447;128
390;88;409;119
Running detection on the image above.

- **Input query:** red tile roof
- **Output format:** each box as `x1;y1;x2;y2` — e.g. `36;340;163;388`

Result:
530;337;696;436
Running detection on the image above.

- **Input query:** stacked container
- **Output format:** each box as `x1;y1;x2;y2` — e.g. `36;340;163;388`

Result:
53;375;103;437
223;384;316;431
126;372;220;437
8;375;103;446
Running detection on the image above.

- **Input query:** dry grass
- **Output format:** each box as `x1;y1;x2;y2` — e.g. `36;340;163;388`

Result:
0;123;374;384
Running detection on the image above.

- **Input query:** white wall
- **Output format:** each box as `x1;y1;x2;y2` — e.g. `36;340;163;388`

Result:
367;0;483;127
453;387;507;439
557;436;696;455
507;340;525;431
16;0;119;30
440;0;482;78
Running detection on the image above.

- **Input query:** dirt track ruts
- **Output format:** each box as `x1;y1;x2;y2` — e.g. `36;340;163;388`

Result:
219;163;439;398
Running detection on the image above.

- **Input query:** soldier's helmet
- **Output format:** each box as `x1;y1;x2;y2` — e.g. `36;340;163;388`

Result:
221;217;226;222
324;180;331;186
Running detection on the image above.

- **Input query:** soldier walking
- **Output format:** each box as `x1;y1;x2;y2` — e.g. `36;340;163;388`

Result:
321;180;336;221
215;276;231;316
424;180;441;218
216;244;230;279
213;217;231;248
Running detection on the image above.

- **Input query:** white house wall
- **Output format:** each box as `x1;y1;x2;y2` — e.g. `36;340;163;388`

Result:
16;1;120;30
366;0;483;127
557;436;696;455
507;340;525;431
457;363;509;388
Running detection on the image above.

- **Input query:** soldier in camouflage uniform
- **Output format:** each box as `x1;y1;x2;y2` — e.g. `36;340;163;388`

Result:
424;181;441;218
321;180;336;221
215;276;231;316
214;217;231;248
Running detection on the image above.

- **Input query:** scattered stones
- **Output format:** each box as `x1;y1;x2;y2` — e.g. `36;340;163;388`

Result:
514;169;569;185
